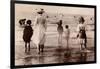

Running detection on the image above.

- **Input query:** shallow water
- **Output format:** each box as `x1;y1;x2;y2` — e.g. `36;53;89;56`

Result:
15;46;94;65
15;14;95;65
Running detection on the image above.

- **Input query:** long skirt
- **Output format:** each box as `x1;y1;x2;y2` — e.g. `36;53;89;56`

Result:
32;25;46;47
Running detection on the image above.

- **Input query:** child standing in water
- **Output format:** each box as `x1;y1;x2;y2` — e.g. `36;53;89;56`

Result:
64;25;70;49
77;16;87;50
57;20;63;46
23;20;33;53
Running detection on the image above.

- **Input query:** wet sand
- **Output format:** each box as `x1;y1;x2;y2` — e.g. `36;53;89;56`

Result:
15;44;94;66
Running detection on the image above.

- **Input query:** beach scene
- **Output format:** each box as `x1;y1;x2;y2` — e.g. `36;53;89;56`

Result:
15;4;95;66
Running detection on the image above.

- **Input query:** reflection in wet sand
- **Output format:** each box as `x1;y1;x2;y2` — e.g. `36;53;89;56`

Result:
79;52;87;62
15;46;94;65
23;56;33;65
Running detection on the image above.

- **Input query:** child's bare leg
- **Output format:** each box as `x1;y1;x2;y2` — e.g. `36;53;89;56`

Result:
66;39;69;49
84;43;87;49
28;42;30;52
25;42;27;53
58;34;60;46
59;34;62;46
80;44;82;50
60;34;62;45
82;44;84;50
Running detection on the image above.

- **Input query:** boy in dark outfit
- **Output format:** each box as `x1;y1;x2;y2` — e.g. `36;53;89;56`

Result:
23;20;33;53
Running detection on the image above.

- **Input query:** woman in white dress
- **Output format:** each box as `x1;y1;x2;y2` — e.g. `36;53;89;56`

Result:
32;9;47;54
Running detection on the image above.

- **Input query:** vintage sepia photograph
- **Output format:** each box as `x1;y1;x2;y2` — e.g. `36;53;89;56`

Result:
11;0;96;68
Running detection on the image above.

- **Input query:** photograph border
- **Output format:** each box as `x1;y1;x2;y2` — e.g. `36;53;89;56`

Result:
10;0;97;68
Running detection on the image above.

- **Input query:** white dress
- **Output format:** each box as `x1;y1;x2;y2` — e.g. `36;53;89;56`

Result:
64;29;70;40
32;15;47;46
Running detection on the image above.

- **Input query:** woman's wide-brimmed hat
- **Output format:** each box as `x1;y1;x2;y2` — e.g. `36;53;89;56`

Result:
37;8;45;14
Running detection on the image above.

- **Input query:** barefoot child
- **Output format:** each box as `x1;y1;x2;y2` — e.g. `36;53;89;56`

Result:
64;25;70;49
77;29;87;50
77;16;87;50
23;20;33;53
57;20;63;46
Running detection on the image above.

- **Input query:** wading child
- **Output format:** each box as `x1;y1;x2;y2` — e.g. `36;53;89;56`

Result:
57;20;63;46
64;25;70;49
77;29;87;50
23;20;33;53
77;16;87;50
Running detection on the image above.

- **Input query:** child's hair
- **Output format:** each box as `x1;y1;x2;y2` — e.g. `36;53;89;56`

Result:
79;16;85;23
27;20;31;25
65;25;69;29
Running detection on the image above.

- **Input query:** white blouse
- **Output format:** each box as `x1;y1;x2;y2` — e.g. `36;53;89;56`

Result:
77;23;86;32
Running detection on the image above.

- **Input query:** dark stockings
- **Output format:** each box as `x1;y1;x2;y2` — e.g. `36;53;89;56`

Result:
39;44;44;53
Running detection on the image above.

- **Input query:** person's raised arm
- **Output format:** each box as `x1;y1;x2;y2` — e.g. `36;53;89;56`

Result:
33;16;38;29
44;19;47;30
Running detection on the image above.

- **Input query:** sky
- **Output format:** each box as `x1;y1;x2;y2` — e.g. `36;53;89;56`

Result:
15;3;94;16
